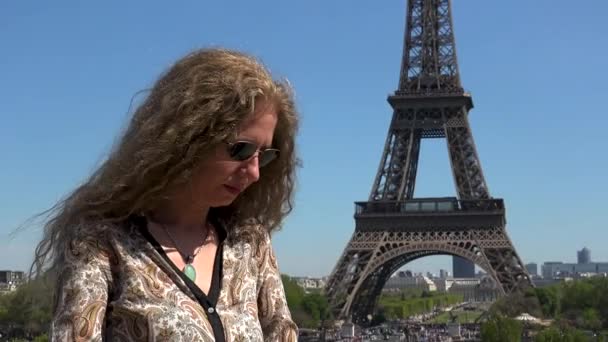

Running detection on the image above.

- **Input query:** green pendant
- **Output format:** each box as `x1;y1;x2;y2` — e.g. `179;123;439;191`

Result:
183;264;196;282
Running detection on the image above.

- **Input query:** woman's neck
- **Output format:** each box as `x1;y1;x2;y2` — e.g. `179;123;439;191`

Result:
149;201;210;233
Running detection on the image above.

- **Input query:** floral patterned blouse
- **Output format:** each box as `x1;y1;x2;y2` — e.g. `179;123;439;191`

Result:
51;216;298;341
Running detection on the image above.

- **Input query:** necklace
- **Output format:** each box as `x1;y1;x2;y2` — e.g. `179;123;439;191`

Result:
160;221;211;282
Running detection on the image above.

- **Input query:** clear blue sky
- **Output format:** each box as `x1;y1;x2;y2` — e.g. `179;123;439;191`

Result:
1;1;607;277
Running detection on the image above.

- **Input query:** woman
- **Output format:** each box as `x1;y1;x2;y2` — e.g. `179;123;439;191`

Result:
33;48;299;341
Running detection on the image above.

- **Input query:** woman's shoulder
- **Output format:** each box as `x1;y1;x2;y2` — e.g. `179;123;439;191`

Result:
58;220;145;282
66;220;135;256
70;220;126;241
236;224;279;263
228;221;272;245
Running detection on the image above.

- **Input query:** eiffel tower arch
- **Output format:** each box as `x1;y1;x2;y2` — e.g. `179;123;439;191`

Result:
325;0;532;325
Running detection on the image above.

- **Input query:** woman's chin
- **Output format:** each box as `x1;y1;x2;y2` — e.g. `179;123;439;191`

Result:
209;194;239;208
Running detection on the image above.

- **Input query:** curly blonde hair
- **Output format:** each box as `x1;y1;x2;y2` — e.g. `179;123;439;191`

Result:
31;48;299;277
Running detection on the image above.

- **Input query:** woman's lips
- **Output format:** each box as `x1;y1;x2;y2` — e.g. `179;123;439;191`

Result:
223;184;242;195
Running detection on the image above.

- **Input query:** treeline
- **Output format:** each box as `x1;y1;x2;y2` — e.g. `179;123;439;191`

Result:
535;277;607;329
480;314;608;342
0;275;52;341
377;290;463;320
482;277;608;341
491;277;608;331
281;275;331;329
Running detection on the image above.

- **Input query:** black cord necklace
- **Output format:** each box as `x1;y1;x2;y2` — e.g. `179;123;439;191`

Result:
160;221;211;282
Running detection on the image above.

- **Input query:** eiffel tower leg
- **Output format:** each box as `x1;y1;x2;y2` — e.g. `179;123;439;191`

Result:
474;226;532;293
369;127;421;201
445;108;490;200
325;231;376;320
399;131;421;200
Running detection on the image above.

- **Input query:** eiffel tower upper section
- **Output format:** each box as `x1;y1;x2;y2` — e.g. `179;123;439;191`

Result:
368;0;490;205
397;0;465;96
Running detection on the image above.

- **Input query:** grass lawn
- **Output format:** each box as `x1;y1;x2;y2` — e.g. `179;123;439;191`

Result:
429;311;483;324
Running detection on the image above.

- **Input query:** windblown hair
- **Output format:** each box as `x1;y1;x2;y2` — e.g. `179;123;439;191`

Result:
31;48;299;277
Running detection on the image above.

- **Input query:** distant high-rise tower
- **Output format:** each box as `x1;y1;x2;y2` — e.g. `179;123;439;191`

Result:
453;256;475;278
577;247;591;264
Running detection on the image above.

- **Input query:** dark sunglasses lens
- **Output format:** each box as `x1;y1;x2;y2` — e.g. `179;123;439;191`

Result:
229;142;257;161
258;150;279;167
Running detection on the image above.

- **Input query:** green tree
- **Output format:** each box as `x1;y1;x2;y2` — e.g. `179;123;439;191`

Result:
480;314;522;342
530;278;608;329
281;275;305;309
490;289;542;318
281;275;334;328
535;286;561;318
561;280;595;314
301;292;330;323
0;292;11;321
33;333;49;342
581;308;602;332
0;275;54;339
535;327;562;342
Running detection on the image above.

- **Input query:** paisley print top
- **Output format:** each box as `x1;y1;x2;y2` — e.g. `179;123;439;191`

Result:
51;217;298;341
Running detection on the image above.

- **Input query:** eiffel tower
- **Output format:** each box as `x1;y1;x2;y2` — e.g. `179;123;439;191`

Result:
325;0;531;324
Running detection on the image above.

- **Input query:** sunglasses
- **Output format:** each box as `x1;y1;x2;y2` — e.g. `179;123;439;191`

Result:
225;141;280;167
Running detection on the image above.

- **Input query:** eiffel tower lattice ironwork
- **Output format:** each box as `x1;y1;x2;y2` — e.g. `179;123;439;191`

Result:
325;0;532;325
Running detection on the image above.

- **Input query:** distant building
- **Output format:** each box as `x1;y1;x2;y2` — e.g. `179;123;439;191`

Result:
577;247;591;264
293;277;326;290
453;256;475;278
0;270;25;285
0;283;18;293
0;270;25;293
541;261;608;279
542;262;563;279
384;274;437;292
397;270;413;278
476;276;500;302
525;263;538;276
532;278;570;288
432;277;499;302
439;269;450;279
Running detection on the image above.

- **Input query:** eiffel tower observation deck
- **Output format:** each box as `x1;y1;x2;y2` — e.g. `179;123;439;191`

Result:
354;197;505;231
